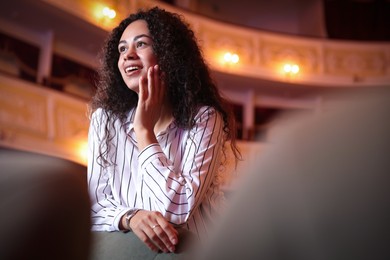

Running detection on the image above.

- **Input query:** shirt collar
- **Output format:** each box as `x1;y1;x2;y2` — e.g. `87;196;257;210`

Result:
124;109;136;135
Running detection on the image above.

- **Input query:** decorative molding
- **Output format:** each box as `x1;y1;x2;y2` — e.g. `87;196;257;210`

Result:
53;99;89;142
0;75;88;165
261;41;319;74
0;79;48;137
324;48;387;77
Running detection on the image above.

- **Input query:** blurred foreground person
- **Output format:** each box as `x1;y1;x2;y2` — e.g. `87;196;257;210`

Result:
196;88;390;260
0;150;91;260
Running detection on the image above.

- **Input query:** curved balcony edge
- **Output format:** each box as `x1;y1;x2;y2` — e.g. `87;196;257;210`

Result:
42;0;390;88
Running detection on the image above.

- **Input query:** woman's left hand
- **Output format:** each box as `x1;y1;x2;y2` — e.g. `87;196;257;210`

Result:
129;210;179;253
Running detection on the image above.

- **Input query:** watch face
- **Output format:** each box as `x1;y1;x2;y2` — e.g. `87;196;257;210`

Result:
125;210;133;220
126;209;139;220
125;209;139;230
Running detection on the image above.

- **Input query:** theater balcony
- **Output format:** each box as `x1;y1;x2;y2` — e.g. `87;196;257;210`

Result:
0;0;389;186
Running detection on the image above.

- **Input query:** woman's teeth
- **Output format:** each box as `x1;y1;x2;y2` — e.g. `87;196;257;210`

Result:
125;66;140;73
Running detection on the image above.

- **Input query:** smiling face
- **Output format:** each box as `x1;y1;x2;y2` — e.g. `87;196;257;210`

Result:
117;19;157;93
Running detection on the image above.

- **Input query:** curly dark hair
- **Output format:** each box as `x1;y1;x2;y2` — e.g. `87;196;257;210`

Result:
90;6;240;164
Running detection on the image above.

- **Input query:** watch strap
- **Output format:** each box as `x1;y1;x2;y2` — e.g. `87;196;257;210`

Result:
125;209;140;230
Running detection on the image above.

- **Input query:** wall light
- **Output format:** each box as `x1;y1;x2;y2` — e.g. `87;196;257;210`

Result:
223;52;240;64
283;63;300;74
102;6;116;19
91;4;117;28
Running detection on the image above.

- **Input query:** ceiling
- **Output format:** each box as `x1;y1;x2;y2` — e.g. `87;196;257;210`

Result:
165;0;390;41
0;0;108;57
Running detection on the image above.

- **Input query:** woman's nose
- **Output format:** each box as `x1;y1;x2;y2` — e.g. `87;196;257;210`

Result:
124;48;137;60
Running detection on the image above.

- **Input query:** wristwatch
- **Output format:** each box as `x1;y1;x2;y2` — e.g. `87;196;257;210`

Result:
125;208;140;230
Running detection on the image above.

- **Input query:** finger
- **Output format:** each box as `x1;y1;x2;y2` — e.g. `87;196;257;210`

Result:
144;225;170;253
152;224;176;253
153;65;161;99
147;66;153;101
154;211;178;242
138;75;147;101
156;220;179;247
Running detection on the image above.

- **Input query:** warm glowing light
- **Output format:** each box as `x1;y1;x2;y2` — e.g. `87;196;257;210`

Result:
223;52;239;64
291;64;299;73
77;141;88;164
102;7;116;19
224;52;232;62
283;64;292;73
283;63;300;75
91;3;118;28
231;54;239;63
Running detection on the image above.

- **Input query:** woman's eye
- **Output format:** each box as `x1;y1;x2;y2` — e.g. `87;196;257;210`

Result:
118;45;127;53
136;41;146;48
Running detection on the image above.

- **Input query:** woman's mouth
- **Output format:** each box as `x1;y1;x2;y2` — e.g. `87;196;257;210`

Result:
125;65;142;75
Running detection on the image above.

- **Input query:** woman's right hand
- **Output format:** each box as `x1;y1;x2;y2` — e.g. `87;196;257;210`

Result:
127;210;179;253
133;65;166;151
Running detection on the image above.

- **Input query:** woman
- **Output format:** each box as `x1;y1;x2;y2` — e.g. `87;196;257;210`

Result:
87;6;240;253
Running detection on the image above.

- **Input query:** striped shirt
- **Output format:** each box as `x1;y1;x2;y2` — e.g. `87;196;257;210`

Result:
87;106;226;240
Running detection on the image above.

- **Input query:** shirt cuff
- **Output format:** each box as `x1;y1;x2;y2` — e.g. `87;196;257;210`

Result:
114;208;131;231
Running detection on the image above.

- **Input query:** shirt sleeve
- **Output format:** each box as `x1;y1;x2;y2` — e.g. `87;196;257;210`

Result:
138;106;225;225
87;109;129;231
